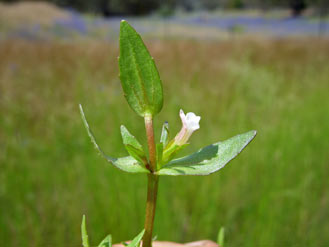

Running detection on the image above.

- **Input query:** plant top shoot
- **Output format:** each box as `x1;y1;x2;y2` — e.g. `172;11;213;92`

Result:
79;20;256;247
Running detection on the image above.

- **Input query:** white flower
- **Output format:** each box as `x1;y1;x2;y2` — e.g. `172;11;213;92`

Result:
174;109;201;145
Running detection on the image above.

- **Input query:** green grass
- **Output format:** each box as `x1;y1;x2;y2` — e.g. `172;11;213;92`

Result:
1;38;329;247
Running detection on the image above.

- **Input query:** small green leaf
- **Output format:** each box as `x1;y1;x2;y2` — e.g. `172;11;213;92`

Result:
125;145;148;167
157;130;256;176
160;122;169;147
127;229;145;247
98;235;112;247
162;142;189;165
156;143;163;170
120;125;144;150
217;227;225;247
121;125;148;166
119;20;163;117
80;105;150;174
81;215;89;247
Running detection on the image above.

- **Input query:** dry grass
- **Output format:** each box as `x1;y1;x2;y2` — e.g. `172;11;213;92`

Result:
0;1;69;28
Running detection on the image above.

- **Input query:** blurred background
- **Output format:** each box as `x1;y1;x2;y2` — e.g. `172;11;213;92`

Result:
1;0;329;246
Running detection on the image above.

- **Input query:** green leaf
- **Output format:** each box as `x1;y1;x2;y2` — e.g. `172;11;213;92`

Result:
79;105;150;174
127;229;145;247
162;141;189;165
119;20;163;117
217;227;225;247
81;215;89;247
98;235;112;247
157;130;257;176
160;122;169;147
125;145;148;167
120;125;148;166
156;143;163;170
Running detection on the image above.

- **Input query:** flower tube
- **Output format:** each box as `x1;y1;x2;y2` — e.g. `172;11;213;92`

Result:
174;109;201;146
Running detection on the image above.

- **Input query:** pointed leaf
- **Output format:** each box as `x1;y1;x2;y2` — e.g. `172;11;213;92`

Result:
120;125;144;150
79;105;149;174
119;20;163;117
120;125;147;166
156;143;163;170
81;215;89;247
127;229;145;247
162;142;189;165
125;145;148;167
160;122;169;147
217;227;225;247
98;235;112;247
157;130;256;176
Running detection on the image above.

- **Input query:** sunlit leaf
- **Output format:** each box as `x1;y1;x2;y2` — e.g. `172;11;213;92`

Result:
217;227;225;247
81;215;89;247
127;229;145;247
119;20;163;117
157;130;256;176
98;235;112;247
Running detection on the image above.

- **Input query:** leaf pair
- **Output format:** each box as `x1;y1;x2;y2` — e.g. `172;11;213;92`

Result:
81;215;144;247
80;105;256;176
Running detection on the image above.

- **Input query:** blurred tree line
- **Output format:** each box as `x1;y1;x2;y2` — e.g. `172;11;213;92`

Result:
0;0;328;17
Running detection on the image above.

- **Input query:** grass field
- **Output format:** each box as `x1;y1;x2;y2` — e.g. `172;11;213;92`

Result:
1;37;329;247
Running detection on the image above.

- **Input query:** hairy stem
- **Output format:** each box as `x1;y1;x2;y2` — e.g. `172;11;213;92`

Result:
143;115;159;247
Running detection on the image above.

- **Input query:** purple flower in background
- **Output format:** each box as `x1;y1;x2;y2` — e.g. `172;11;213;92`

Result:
54;10;87;34
173;14;326;36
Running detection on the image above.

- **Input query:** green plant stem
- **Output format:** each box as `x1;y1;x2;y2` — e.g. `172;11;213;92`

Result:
143;115;159;247
144;115;156;172
142;174;159;247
